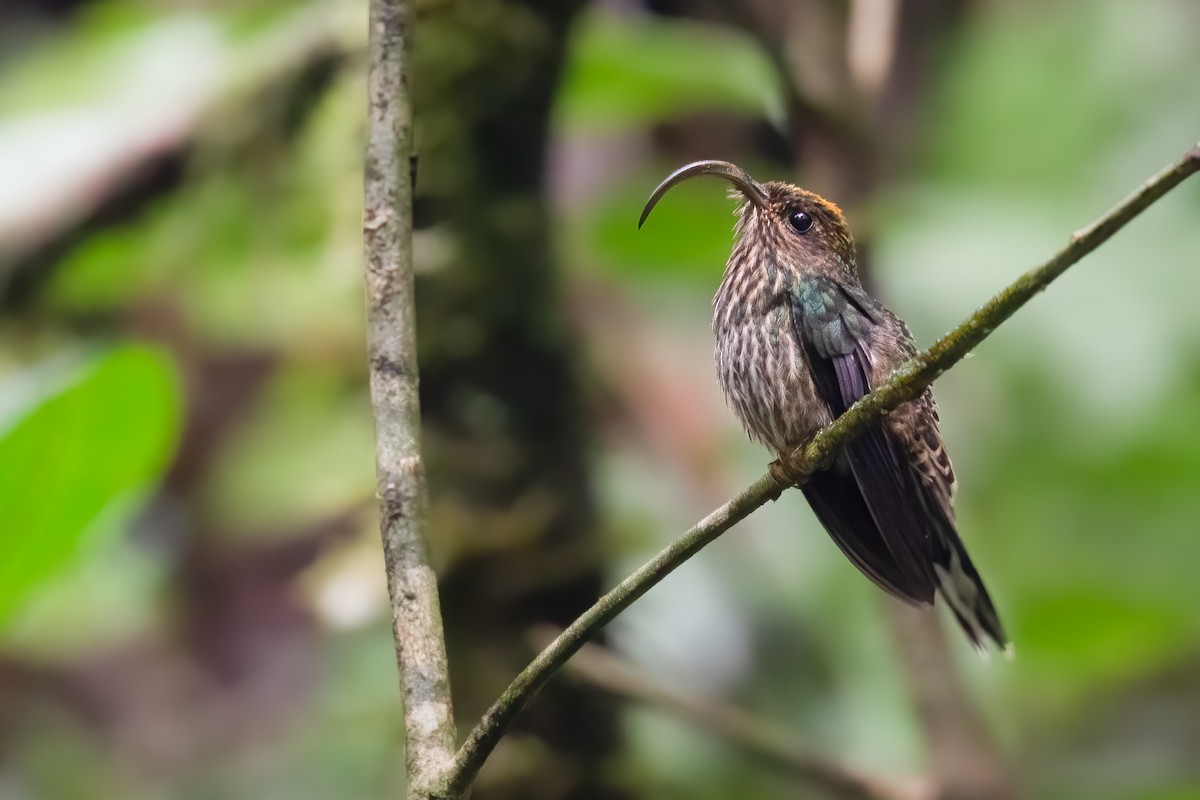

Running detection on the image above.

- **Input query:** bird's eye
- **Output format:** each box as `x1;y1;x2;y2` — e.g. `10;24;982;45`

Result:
787;209;814;234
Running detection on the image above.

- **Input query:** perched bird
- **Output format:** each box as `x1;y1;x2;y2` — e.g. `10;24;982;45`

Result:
640;160;1008;652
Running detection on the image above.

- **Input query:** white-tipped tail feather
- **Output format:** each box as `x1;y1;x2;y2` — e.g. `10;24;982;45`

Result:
933;537;1009;654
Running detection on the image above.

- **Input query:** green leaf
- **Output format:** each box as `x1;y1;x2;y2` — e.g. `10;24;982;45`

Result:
0;344;181;626
556;10;784;131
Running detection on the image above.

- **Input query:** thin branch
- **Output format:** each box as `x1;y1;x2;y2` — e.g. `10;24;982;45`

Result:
884;604;1017;800
443;470;778;795
847;0;901;100
442;143;1200;794
544;629;930;800
363;1;458;798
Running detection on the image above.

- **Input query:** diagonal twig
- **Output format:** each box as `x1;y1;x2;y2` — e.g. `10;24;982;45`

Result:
544;628;931;800
442;144;1200;795
884;603;1016;800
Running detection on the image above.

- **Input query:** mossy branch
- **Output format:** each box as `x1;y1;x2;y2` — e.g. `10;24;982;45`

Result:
442;143;1200;795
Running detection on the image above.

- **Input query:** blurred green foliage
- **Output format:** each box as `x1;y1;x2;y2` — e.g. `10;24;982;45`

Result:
0;345;179;626
556;9;784;131
585;177;743;282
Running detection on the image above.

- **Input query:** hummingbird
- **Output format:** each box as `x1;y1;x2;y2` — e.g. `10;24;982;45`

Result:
640;160;1008;652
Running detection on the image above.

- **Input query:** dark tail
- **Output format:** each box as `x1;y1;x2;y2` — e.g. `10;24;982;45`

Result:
931;530;1010;655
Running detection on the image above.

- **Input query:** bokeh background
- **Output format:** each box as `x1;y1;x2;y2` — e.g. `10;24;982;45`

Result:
2;0;1199;798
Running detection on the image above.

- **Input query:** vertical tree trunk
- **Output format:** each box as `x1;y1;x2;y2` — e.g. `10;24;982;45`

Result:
413;2;627;798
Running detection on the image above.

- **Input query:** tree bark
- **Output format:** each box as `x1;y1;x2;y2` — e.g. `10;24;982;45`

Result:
412;2;627;798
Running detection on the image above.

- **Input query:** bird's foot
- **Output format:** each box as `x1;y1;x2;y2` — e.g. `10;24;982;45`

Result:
767;448;812;500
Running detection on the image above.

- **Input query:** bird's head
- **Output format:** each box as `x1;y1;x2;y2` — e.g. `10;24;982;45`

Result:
639;160;858;281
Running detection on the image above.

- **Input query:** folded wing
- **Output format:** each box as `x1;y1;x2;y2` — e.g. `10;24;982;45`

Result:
790;276;1007;649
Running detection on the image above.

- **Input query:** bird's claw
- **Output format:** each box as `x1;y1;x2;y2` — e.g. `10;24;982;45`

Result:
768;451;811;499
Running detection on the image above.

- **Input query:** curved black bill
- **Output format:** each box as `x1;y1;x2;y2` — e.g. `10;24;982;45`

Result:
638;160;768;228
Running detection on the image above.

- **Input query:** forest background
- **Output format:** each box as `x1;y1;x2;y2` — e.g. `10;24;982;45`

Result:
2;0;1199;798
